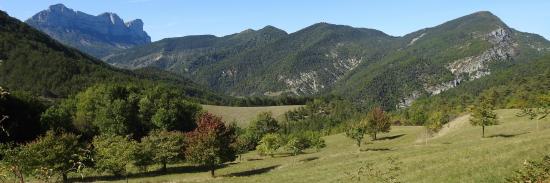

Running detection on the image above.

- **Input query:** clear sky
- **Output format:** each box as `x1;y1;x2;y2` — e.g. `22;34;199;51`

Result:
2;0;549;41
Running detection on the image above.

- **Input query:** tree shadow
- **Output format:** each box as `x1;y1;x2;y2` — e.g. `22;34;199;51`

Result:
246;158;264;161
488;132;529;138
361;147;392;152
299;157;319;162
376;134;406;141
69;164;228;182
224;165;280;177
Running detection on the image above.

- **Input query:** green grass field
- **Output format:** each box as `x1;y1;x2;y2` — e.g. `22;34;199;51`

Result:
89;109;550;183
201;105;303;127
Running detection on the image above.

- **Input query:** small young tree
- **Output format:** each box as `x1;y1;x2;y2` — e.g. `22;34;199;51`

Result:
304;131;326;152
470;100;499;138
184;113;236;177
284;135;308;156
256;133;283;157
365;107;391;140
247;112;280;146
424;111;448;145
92;135;137;177
140;130;185;172
346;124;366;149
517;93;550;131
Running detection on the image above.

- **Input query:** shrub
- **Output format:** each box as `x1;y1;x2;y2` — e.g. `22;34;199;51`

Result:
256;133;283;157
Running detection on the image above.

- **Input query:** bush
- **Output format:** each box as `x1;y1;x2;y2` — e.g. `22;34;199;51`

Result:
284;135;309;156
507;155;550;182
256;133;283;157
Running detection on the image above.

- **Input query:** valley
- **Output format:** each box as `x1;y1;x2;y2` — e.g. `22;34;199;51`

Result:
1;2;549;183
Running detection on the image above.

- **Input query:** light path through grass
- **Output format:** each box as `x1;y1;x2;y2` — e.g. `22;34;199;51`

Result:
99;109;550;183
201;105;303;127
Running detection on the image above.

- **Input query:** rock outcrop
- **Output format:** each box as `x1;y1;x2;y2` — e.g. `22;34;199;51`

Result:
25;4;151;58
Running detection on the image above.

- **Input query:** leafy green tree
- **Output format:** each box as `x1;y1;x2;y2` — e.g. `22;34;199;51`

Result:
92;135;137;177
365;107;391;140
0;143;31;183
248;112;280;146
346;124;366;149
140;130;185;172
23;131;82;182
184;113;236;177
40;103;74;133
469;99;499;138
256;133;283;157
424;111;448;144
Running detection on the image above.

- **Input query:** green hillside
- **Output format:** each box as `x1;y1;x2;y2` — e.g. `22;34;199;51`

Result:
0;10;228;104
106;11;550;111
80;109;550;183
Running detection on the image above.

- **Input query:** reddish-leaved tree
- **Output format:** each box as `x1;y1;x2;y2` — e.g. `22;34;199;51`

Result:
185;112;236;177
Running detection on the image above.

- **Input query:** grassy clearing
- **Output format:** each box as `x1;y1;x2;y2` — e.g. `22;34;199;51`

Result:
86;109;550;183
201;105;302;127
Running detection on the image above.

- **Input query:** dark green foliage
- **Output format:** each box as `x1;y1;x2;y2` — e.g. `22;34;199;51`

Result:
184;113;237;177
284;97;360;135
507;155;550;183
40;102;74;134
244;112;281;148
0;90;46;143
67;84;202;139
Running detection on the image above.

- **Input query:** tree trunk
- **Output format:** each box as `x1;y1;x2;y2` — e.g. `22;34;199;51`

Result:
210;165;215;177
425;128;428;145
62;173;68;183
373;133;377;140
482;126;485;138
162;162;167;173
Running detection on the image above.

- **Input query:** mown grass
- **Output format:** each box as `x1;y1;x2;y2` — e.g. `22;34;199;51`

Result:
201;105;303;127
83;109;550;183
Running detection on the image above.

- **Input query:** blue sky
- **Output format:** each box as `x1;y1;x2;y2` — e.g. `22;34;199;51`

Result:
2;0;549;41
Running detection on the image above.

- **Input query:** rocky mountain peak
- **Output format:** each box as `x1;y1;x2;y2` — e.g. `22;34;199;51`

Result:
25;4;151;58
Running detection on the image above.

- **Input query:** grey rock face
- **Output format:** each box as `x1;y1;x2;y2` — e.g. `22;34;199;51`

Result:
25;4;151;58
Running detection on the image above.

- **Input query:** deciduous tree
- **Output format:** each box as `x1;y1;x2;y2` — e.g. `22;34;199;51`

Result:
184;113;236;177
365;107;391;140
469;98;499;138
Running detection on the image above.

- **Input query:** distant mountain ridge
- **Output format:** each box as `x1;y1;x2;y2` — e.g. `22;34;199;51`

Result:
25;4;151;58
106;11;550;110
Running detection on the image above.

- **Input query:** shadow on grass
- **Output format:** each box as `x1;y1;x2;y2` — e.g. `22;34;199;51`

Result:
224;165;280;177
488;132;529;138
299;157;319;162
361;147;392;152
376;134;406;141
247;158;264;161
69;164;228;182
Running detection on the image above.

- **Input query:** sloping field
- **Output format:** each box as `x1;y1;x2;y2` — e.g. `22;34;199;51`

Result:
101;109;550;183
